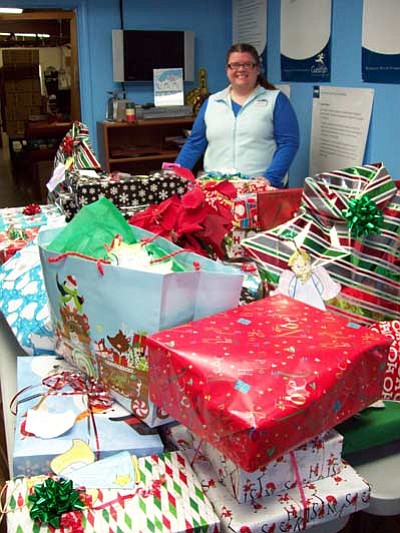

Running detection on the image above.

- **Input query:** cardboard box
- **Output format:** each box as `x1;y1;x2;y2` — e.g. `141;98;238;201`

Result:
2;49;39;64
6;451;220;533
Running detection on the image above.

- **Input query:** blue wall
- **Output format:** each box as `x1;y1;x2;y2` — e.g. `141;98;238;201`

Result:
266;0;400;185
2;0;400;185
83;0;231;140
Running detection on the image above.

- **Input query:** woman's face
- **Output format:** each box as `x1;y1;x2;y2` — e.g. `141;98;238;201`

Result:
226;51;260;92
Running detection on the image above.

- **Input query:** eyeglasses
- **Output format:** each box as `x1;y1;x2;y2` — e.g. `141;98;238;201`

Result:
227;62;258;71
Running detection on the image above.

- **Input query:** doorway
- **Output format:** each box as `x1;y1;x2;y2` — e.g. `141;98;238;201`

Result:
0;8;81;206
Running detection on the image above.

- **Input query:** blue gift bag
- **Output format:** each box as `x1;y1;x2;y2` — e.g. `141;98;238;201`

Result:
38;224;243;426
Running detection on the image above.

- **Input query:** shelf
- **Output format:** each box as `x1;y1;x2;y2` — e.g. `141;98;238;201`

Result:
101;117;194;128
109;151;179;164
97;119;194;174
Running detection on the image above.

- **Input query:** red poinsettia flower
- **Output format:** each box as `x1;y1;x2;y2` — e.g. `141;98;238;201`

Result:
128;177;236;259
130;196;181;237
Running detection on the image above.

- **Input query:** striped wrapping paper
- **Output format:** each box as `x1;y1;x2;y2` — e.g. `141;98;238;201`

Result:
242;163;400;326
53;121;101;171
5;452;220;533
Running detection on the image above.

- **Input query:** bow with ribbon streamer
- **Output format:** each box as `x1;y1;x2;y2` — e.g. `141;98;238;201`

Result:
342;194;384;238
28;478;86;529
62;134;75;156
25;474;165;531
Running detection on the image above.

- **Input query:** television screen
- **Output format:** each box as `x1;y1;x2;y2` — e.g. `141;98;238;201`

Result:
112;29;194;82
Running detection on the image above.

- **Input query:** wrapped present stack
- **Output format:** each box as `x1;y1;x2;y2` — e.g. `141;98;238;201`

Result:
4;159;399;531
47;122;192;222
144;292;392;530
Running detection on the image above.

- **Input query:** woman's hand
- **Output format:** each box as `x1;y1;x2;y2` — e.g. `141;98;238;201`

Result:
255;176;271;185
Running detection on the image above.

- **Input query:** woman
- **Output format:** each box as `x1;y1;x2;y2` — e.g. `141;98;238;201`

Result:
176;43;300;188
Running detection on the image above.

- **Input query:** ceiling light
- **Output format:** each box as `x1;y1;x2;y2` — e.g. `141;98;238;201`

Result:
0;32;50;38
0;8;24;14
16;32;50;38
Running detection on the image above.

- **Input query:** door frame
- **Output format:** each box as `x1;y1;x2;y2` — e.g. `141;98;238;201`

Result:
0;9;81;121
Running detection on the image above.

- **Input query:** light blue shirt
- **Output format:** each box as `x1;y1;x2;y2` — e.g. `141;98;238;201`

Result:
176;86;299;188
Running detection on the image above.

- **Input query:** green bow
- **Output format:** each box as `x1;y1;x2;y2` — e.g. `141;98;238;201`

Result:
342;195;384;238
28;478;86;528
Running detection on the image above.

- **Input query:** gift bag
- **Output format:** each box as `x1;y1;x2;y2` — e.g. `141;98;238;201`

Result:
38;220;243;427
242;163;400;325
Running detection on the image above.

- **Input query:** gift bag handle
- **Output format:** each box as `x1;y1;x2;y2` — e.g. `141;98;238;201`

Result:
48;252;111;275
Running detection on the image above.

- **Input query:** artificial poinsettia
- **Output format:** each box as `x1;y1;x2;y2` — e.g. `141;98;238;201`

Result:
129;180;237;259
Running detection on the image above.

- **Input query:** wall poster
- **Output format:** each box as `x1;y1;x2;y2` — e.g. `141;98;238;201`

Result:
281;0;331;83
362;0;400;83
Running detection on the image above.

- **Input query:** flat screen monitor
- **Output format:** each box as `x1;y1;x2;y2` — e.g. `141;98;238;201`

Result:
112;29;194;82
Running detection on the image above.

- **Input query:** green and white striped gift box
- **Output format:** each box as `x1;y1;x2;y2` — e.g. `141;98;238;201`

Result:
6;451;220;532
242;162;400;325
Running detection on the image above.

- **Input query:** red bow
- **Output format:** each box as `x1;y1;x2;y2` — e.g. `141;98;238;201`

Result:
62;134;74;156
22;204;42;215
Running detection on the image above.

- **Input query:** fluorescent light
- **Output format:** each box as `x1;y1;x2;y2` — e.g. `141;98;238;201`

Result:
16;33;50;38
0;32;50;38
0;8;24;14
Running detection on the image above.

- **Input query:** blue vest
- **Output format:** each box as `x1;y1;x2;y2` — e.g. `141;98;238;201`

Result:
204;86;279;177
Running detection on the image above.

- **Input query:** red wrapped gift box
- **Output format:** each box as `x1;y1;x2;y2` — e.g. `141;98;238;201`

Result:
257;187;303;231
147;295;390;472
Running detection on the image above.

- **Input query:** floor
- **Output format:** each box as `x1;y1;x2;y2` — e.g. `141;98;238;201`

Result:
0;132;31;209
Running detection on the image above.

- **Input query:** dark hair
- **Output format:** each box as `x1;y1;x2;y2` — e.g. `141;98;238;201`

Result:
226;43;276;90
